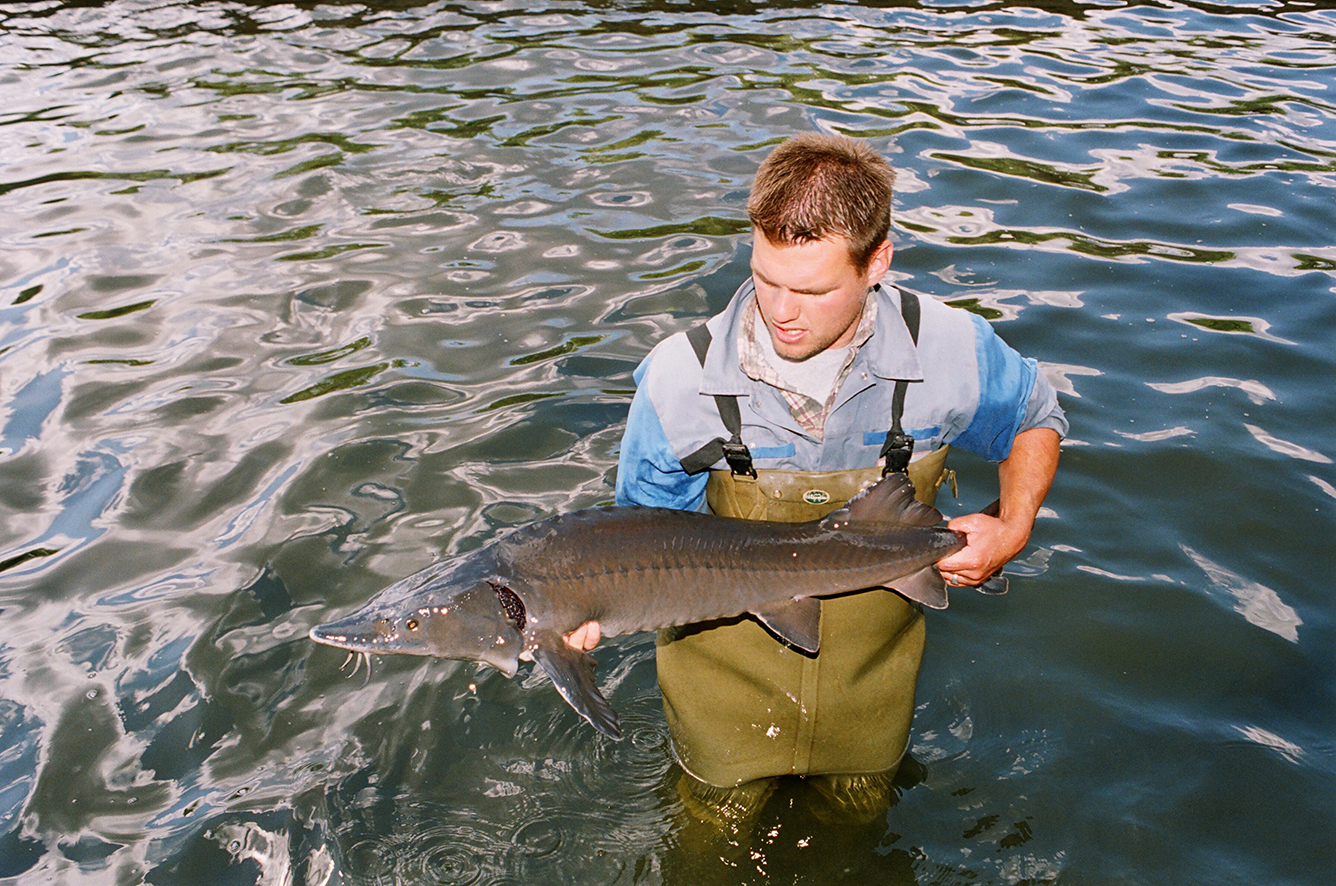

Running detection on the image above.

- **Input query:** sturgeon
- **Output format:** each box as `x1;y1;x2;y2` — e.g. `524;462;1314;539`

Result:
309;473;1004;739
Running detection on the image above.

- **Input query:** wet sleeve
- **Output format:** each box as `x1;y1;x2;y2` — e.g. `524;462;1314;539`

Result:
950;314;1053;461
1019;368;1069;438
614;354;710;511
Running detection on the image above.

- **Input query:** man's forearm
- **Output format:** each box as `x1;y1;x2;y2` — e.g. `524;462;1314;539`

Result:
997;427;1061;535
938;427;1060;584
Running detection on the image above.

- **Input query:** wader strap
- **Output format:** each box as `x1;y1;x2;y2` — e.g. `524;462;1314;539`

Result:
682;324;756;477
879;290;920;477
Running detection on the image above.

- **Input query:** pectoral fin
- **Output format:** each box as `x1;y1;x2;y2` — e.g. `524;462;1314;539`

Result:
529;631;622;740
886;566;950;609
753;598;822;654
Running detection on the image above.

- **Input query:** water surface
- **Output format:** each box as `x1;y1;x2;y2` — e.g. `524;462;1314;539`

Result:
1;1;1333;883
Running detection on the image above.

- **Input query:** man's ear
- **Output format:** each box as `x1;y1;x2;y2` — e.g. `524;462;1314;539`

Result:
864;239;893;288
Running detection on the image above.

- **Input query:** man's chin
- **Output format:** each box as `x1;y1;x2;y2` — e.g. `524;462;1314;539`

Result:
772;336;820;362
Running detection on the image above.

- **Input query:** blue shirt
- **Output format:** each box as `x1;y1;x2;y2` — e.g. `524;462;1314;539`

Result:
616;280;1066;511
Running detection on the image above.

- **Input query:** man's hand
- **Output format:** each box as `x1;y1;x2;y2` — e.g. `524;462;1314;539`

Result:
936;427;1060;588
937;512;1030;586
564;621;601;651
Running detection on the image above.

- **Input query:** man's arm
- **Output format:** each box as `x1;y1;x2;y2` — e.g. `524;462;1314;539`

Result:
936;427;1060;586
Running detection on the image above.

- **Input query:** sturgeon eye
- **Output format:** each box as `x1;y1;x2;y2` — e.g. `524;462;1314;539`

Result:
405;618;419;631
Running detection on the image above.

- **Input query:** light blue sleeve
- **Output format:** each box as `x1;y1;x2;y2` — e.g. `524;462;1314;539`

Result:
1020;369;1069;438
614;355;710;510
950;314;1042;461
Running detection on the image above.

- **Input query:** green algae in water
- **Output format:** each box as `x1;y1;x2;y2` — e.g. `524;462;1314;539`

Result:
1180;315;1258;334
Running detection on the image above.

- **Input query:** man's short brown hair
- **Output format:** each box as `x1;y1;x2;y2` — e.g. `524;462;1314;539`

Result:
747;133;895;272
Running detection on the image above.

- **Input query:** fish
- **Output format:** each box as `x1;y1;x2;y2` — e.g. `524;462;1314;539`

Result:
309;473;1005;739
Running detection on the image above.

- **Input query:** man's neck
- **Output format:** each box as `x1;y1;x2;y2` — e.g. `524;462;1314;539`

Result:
752;305;851;402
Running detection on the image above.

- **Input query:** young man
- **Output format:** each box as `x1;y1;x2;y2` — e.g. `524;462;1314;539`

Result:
570;133;1065;820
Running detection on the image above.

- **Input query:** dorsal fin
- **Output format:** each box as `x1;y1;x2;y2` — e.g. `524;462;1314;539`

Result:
819;473;943;529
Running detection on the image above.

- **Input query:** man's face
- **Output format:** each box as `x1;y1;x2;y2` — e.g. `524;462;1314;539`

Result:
750;229;892;362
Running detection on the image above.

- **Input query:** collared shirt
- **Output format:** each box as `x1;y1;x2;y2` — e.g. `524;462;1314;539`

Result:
615;278;1067;512
738;292;879;440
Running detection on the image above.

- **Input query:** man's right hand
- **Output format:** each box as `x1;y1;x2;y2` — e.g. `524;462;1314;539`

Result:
564;621;601;651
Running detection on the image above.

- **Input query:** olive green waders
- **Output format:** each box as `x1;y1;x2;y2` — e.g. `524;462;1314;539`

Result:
656;445;951;803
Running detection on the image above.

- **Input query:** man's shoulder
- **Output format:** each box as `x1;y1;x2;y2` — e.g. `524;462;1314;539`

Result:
903;289;978;335
641;325;705;377
641;303;741;376
634;326;711;415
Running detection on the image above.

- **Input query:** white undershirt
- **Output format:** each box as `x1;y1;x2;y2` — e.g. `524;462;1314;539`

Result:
754;315;851;403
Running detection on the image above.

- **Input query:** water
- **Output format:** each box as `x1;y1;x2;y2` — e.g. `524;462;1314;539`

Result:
1;0;1333;883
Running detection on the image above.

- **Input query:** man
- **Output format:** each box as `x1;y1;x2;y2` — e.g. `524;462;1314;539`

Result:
568;133;1065;823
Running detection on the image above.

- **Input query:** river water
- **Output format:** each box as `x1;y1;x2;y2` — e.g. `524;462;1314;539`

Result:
1;1;1333;883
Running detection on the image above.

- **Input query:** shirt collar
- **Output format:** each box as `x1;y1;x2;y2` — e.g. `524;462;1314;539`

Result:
697;279;923;395
860;284;923;382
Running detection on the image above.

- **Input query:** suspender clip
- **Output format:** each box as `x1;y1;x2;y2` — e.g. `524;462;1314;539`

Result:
881;430;914;477
723;439;757;478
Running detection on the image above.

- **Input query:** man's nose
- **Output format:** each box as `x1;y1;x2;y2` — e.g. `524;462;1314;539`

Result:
769;288;801;322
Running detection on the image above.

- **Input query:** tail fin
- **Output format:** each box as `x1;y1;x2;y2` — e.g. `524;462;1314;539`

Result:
819;473;943;530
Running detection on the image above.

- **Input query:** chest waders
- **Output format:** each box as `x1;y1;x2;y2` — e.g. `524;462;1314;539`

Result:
657;293;950;788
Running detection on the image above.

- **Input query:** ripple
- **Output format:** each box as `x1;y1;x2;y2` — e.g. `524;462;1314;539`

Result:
495;200;552;216
1182;545;1303;643
1037;362;1101;399
588;190;653;207
1309;475;1336;500
511;817;563;857
401;831;492;886
1233;724;1305;766
343;838;394;884
638;235;711;266
468;231;527;253
1147;376;1276;405
1113;426;1194;443
1244;423;1333;465
1167;312;1295;343
1228;203;1283;217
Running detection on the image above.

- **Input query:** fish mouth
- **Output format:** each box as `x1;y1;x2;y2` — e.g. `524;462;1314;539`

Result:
308;611;400;654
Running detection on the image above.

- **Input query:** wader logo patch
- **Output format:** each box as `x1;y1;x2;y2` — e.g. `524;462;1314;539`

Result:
802;489;831;505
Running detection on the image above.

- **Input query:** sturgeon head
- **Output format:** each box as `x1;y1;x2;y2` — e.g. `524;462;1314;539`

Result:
309;557;525;677
310;546;624;740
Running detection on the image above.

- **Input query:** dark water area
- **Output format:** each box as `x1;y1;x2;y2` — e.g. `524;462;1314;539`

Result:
1;0;1333;883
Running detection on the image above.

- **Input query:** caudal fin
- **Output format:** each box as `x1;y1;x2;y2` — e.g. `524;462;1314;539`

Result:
820;473;943;529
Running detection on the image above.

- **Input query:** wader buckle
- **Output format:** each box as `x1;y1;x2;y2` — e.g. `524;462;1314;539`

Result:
723;439;757;478
881;431;914;477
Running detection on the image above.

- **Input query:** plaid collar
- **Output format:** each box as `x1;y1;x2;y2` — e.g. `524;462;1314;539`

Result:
738;290;879;439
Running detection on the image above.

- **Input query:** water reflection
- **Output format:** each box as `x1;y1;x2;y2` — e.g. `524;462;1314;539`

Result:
1;0;1334;883
1183;545;1302;643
